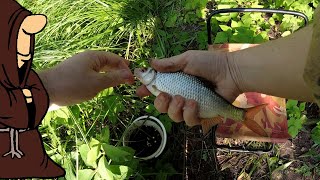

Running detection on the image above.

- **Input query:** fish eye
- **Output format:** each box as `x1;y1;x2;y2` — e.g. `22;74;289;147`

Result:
141;68;147;72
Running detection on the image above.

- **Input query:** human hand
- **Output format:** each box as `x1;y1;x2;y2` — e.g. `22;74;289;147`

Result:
22;89;32;103
41;50;134;106
136;50;241;126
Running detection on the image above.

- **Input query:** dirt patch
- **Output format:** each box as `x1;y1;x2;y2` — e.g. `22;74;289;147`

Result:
168;124;221;180
274;125;320;180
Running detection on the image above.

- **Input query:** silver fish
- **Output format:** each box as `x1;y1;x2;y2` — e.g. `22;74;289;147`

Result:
134;67;268;136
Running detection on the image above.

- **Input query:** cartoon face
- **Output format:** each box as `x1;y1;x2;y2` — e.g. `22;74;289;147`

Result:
17;15;47;68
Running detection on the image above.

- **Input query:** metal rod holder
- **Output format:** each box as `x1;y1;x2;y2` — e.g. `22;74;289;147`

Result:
206;8;309;45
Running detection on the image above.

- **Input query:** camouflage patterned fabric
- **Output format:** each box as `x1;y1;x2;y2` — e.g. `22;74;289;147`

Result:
209;44;290;143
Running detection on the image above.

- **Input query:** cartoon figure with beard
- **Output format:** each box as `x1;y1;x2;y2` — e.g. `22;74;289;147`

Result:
0;0;65;178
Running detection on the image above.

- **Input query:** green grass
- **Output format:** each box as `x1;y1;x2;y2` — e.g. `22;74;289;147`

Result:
15;0;320;179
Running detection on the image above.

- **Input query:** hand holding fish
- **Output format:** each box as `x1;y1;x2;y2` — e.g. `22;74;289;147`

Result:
136;24;318;134
135;49;271;136
136;50;241;127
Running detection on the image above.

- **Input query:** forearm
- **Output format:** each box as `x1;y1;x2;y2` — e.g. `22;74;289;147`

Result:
304;6;320;105
37;69;57;107
228;25;314;102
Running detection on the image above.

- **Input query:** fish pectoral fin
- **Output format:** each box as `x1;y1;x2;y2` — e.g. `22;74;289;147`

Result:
242;119;268;137
243;103;269;137
201;116;223;135
244;103;268;120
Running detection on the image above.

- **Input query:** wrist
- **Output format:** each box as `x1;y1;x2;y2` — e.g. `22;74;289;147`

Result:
210;51;243;103
225;52;246;95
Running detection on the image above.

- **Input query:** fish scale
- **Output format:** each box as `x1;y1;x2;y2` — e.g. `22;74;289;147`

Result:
151;71;244;121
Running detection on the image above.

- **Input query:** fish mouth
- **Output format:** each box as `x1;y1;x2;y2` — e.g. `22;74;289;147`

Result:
134;68;146;80
134;67;148;74
134;67;156;85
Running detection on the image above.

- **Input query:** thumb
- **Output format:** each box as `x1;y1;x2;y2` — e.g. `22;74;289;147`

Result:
21;14;47;34
150;53;186;72
96;69;134;89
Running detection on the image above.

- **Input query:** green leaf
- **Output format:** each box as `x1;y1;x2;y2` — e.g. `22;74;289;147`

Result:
217;4;232;9
230;12;238;19
87;145;101;168
102;144;133;162
196;31;207;50
268;157;279;167
215;15;231;22
89;138;100;147
120;146;136;155
311;126;320;145
104;96;125;124
281;31;291;37
250;12;263;21
172;44;184;55
108;165;132;179
231;20;242;28
97;157;114;180
165;13;178;27
241;14;252;27
288;117;303;138
214;32;229;43
288;125;299;138
99;127;110;144
230;32;253;43
250;4;264;8
299;102;306;111
98;87;114;97
164;1;173;7
79;144;90;165
94;173;102;180
159;114;173;133
295;164;312;176
78;169;95;180
287;99;298;109
273;161;293;172
219;25;232;31
55;117;67;126
269;17;276;26
116;158;139;173
69;105;80;119
63;160;76;180
54;107;69;119
42;111;55;126
254;32;268;43
145;104;161;116
197;8;207;19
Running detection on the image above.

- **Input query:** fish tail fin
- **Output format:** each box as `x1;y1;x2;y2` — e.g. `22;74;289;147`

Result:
201;116;223;135
243;103;268;137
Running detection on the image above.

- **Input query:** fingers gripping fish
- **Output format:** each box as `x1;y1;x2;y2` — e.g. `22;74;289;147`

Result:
134;67;268;136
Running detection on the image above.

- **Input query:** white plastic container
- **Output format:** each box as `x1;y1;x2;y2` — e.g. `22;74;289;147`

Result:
123;116;167;160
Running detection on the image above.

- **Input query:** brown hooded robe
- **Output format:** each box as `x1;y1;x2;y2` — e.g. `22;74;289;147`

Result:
0;0;65;178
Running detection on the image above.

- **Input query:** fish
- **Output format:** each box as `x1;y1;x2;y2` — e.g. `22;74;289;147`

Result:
134;67;268;136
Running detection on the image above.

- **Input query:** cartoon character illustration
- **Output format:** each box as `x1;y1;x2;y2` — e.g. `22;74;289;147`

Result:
0;0;65;178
